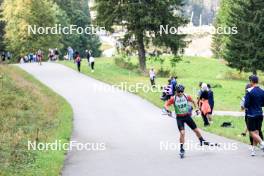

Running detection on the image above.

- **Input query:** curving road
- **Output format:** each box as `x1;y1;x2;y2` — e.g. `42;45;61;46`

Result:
18;63;263;176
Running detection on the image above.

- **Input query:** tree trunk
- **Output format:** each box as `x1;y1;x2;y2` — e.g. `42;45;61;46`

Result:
253;69;257;75
136;33;146;74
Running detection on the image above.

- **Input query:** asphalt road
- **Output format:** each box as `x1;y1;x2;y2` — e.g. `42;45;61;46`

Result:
19;62;264;176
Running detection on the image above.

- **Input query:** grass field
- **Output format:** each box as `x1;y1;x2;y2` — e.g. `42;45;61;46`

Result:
61;56;250;111
194;116;250;144
0;65;73;176
60;56;263;145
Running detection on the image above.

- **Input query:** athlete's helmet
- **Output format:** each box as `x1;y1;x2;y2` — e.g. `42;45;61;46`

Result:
176;84;185;92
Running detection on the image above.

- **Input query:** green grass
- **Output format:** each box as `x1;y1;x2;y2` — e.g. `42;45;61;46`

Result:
194;116;252;144
59;56;261;145
0;65;73;176
60;57;249;111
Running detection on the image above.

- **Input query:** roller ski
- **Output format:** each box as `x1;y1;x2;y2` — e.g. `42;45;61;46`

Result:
179;148;185;159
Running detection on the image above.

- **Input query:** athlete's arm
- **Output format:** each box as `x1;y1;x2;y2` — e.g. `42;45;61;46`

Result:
188;96;197;109
164;97;175;111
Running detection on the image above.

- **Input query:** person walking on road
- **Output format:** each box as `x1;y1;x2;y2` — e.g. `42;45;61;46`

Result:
164;84;214;158
75;52;81;72
90;55;95;72
37;49;43;65
244;75;264;155
149;68;156;87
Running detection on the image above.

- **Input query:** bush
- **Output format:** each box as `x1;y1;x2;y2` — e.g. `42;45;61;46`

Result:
224;71;248;81
157;68;170;77
114;55;138;71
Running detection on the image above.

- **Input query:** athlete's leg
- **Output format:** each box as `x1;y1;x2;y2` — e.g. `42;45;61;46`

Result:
179;130;185;145
259;130;263;140
185;117;208;145
193;128;202;138
177;118;185;152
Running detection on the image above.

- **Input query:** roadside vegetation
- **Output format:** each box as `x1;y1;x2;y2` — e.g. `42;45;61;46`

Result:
0;65;72;176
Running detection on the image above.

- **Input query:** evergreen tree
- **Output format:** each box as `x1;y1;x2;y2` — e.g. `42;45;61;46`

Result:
212;0;233;59
224;0;264;74
95;0;188;73
54;0;101;57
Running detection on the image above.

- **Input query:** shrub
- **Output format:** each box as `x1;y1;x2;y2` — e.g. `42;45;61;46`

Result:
114;55;138;71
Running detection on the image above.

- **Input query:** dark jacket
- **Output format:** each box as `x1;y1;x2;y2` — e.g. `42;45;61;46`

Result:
244;86;264;118
208;90;214;109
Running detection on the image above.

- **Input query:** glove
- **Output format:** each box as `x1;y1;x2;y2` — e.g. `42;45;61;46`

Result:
166;109;172;117
195;110;200;116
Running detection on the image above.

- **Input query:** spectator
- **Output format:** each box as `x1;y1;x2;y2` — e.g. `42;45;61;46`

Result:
75;52;81;72
170;76;177;95
6;51;11;60
199;83;211;126
207;84;214;122
54;48;59;60
149;68;156;87
244;75;264;156
90;55;95;72
1;52;6;62
67;47;74;60
85;50;91;65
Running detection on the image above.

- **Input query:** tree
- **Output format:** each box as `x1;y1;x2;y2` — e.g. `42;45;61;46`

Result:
54;0;101;57
2;0;62;60
212;0;233;59
0;0;5;51
95;0;188;73
223;0;264;74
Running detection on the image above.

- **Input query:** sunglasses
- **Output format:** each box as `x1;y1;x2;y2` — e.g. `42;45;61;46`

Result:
177;91;184;93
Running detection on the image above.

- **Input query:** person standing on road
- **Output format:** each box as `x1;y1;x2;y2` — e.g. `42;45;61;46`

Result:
149;68;156;87
244;75;264;155
90;55;95;72
164;84;213;158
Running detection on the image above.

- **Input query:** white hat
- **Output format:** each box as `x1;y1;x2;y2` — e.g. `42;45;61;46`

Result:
201;83;208;91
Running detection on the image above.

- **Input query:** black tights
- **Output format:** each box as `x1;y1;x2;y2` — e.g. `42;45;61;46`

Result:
201;112;210;126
